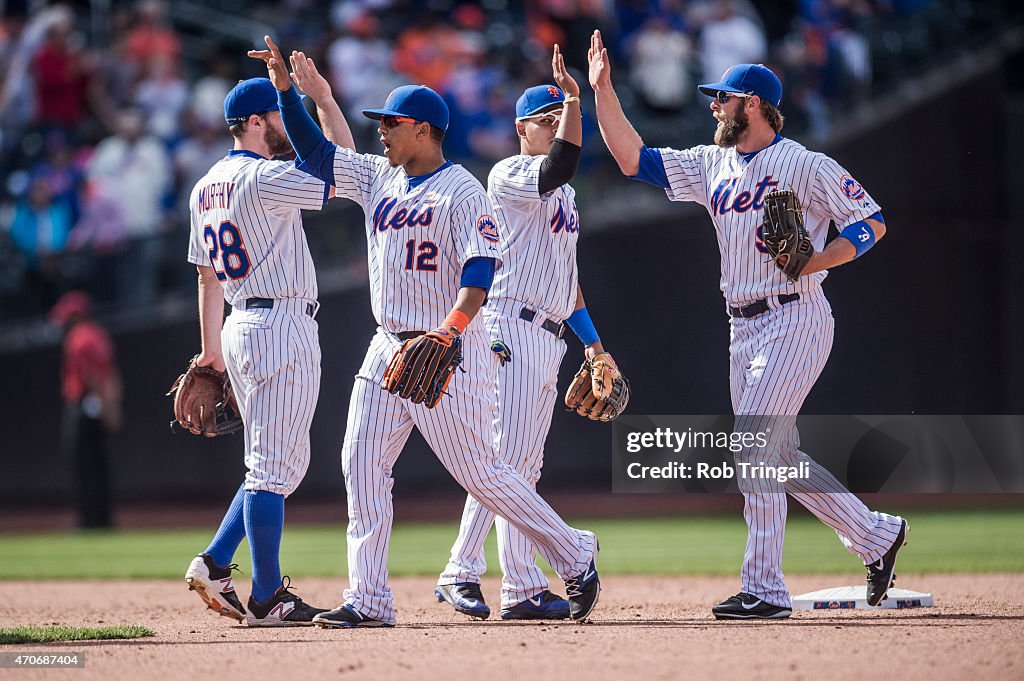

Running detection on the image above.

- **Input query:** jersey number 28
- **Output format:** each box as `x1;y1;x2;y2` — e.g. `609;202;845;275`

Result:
204;220;251;281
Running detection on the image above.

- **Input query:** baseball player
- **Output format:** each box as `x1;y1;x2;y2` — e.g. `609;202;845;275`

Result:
183;76;329;626
587;31;909;619
434;47;619;621
249;37;600;627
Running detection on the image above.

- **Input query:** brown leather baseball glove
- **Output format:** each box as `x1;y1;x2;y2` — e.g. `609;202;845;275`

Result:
564;352;630;422
167;356;242;437
382;327;463;409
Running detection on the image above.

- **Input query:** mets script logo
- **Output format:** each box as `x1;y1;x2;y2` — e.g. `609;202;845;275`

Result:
840;174;865;201
710;175;780;216
550;198;579;234
547;85;560;97
372;195;436;232
477;214;500;243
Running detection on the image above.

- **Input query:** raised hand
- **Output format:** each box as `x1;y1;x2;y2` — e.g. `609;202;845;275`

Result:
587;29;612;92
247;35;291;92
552;44;580;98
289;50;332;103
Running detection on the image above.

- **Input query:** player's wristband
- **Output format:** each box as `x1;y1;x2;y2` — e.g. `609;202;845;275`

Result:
563;96;580;105
442;310;470;335
837;218;878;258
566;307;600;346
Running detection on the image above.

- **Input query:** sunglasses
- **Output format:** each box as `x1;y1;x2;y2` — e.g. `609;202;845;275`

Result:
715;91;753;104
380;115;419;128
522;113;561;127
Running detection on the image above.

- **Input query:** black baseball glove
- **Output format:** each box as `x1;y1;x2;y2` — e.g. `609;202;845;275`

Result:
761;189;815;282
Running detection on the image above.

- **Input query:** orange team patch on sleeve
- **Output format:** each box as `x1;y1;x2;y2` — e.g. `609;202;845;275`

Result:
477;215;500;243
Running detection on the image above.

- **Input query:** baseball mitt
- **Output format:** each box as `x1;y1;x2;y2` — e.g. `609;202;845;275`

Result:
761;189;815;282
564;352;630;422
382;328;463;409
167;356;242;437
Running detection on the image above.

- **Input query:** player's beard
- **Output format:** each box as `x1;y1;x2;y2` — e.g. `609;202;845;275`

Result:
714;106;749;148
264;124;293;158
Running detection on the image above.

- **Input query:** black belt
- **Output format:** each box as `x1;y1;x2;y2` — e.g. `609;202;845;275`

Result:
242;297;316;317
519;307;565;339
728;293;800;319
396;330;424;341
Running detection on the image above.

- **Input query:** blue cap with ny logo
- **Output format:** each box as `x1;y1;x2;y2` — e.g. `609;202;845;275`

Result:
698;64;783;107
516;84;565;120
362;85;450;132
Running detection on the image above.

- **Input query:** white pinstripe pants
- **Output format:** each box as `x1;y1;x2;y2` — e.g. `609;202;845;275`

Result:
729;288;903;608
341;327;595;624
222;302;321;497
438;302;567;607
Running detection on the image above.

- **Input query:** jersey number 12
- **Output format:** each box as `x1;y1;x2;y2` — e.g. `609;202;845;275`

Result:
404;239;438;272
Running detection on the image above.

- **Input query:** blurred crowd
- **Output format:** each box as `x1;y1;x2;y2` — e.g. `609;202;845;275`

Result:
0;0;967;322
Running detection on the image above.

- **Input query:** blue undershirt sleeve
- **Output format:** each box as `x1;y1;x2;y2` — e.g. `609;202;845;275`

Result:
460;257;497;291
278;86;336;186
629;146;670;189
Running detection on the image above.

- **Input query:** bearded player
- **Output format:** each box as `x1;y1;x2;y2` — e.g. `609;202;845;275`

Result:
587;31;908;619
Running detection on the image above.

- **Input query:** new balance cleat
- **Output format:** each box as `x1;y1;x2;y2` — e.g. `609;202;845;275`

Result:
245;577;327;627
185;553;246;622
565;559;600;621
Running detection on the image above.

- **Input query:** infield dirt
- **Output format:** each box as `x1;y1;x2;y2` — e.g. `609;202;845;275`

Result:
2;574;1020;680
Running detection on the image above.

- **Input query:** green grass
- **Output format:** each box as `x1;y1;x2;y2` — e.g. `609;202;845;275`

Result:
0;509;1020;580
0;625;154;644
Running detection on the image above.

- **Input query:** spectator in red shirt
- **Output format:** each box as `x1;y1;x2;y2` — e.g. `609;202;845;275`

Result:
51;291;122;528
31;17;91;131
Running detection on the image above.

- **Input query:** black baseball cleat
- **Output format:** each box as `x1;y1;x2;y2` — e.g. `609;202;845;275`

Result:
565;558;600;621
313;603;394;628
866;518;910;606
245;577;328;627
712;592;792;620
185;553;246;622
435;582;490;619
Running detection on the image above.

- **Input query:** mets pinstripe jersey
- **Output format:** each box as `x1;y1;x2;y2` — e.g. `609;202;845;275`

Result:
487;155;579;320
187;150;327;303
656;137;880;304
187;149;326;497
650;137;902;609
328;149;502;332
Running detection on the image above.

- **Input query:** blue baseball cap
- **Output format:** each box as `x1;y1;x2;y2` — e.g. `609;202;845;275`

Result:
516;84;565;120
224;78;279;125
362;85;449;132
698;64;783;107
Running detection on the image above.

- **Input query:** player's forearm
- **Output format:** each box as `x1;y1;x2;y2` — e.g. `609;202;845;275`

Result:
449;287;487;325
568;284;604;358
803;218;886;275
558;99;582;147
197;266;226;370
316;98;356;151
593;86;642;176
